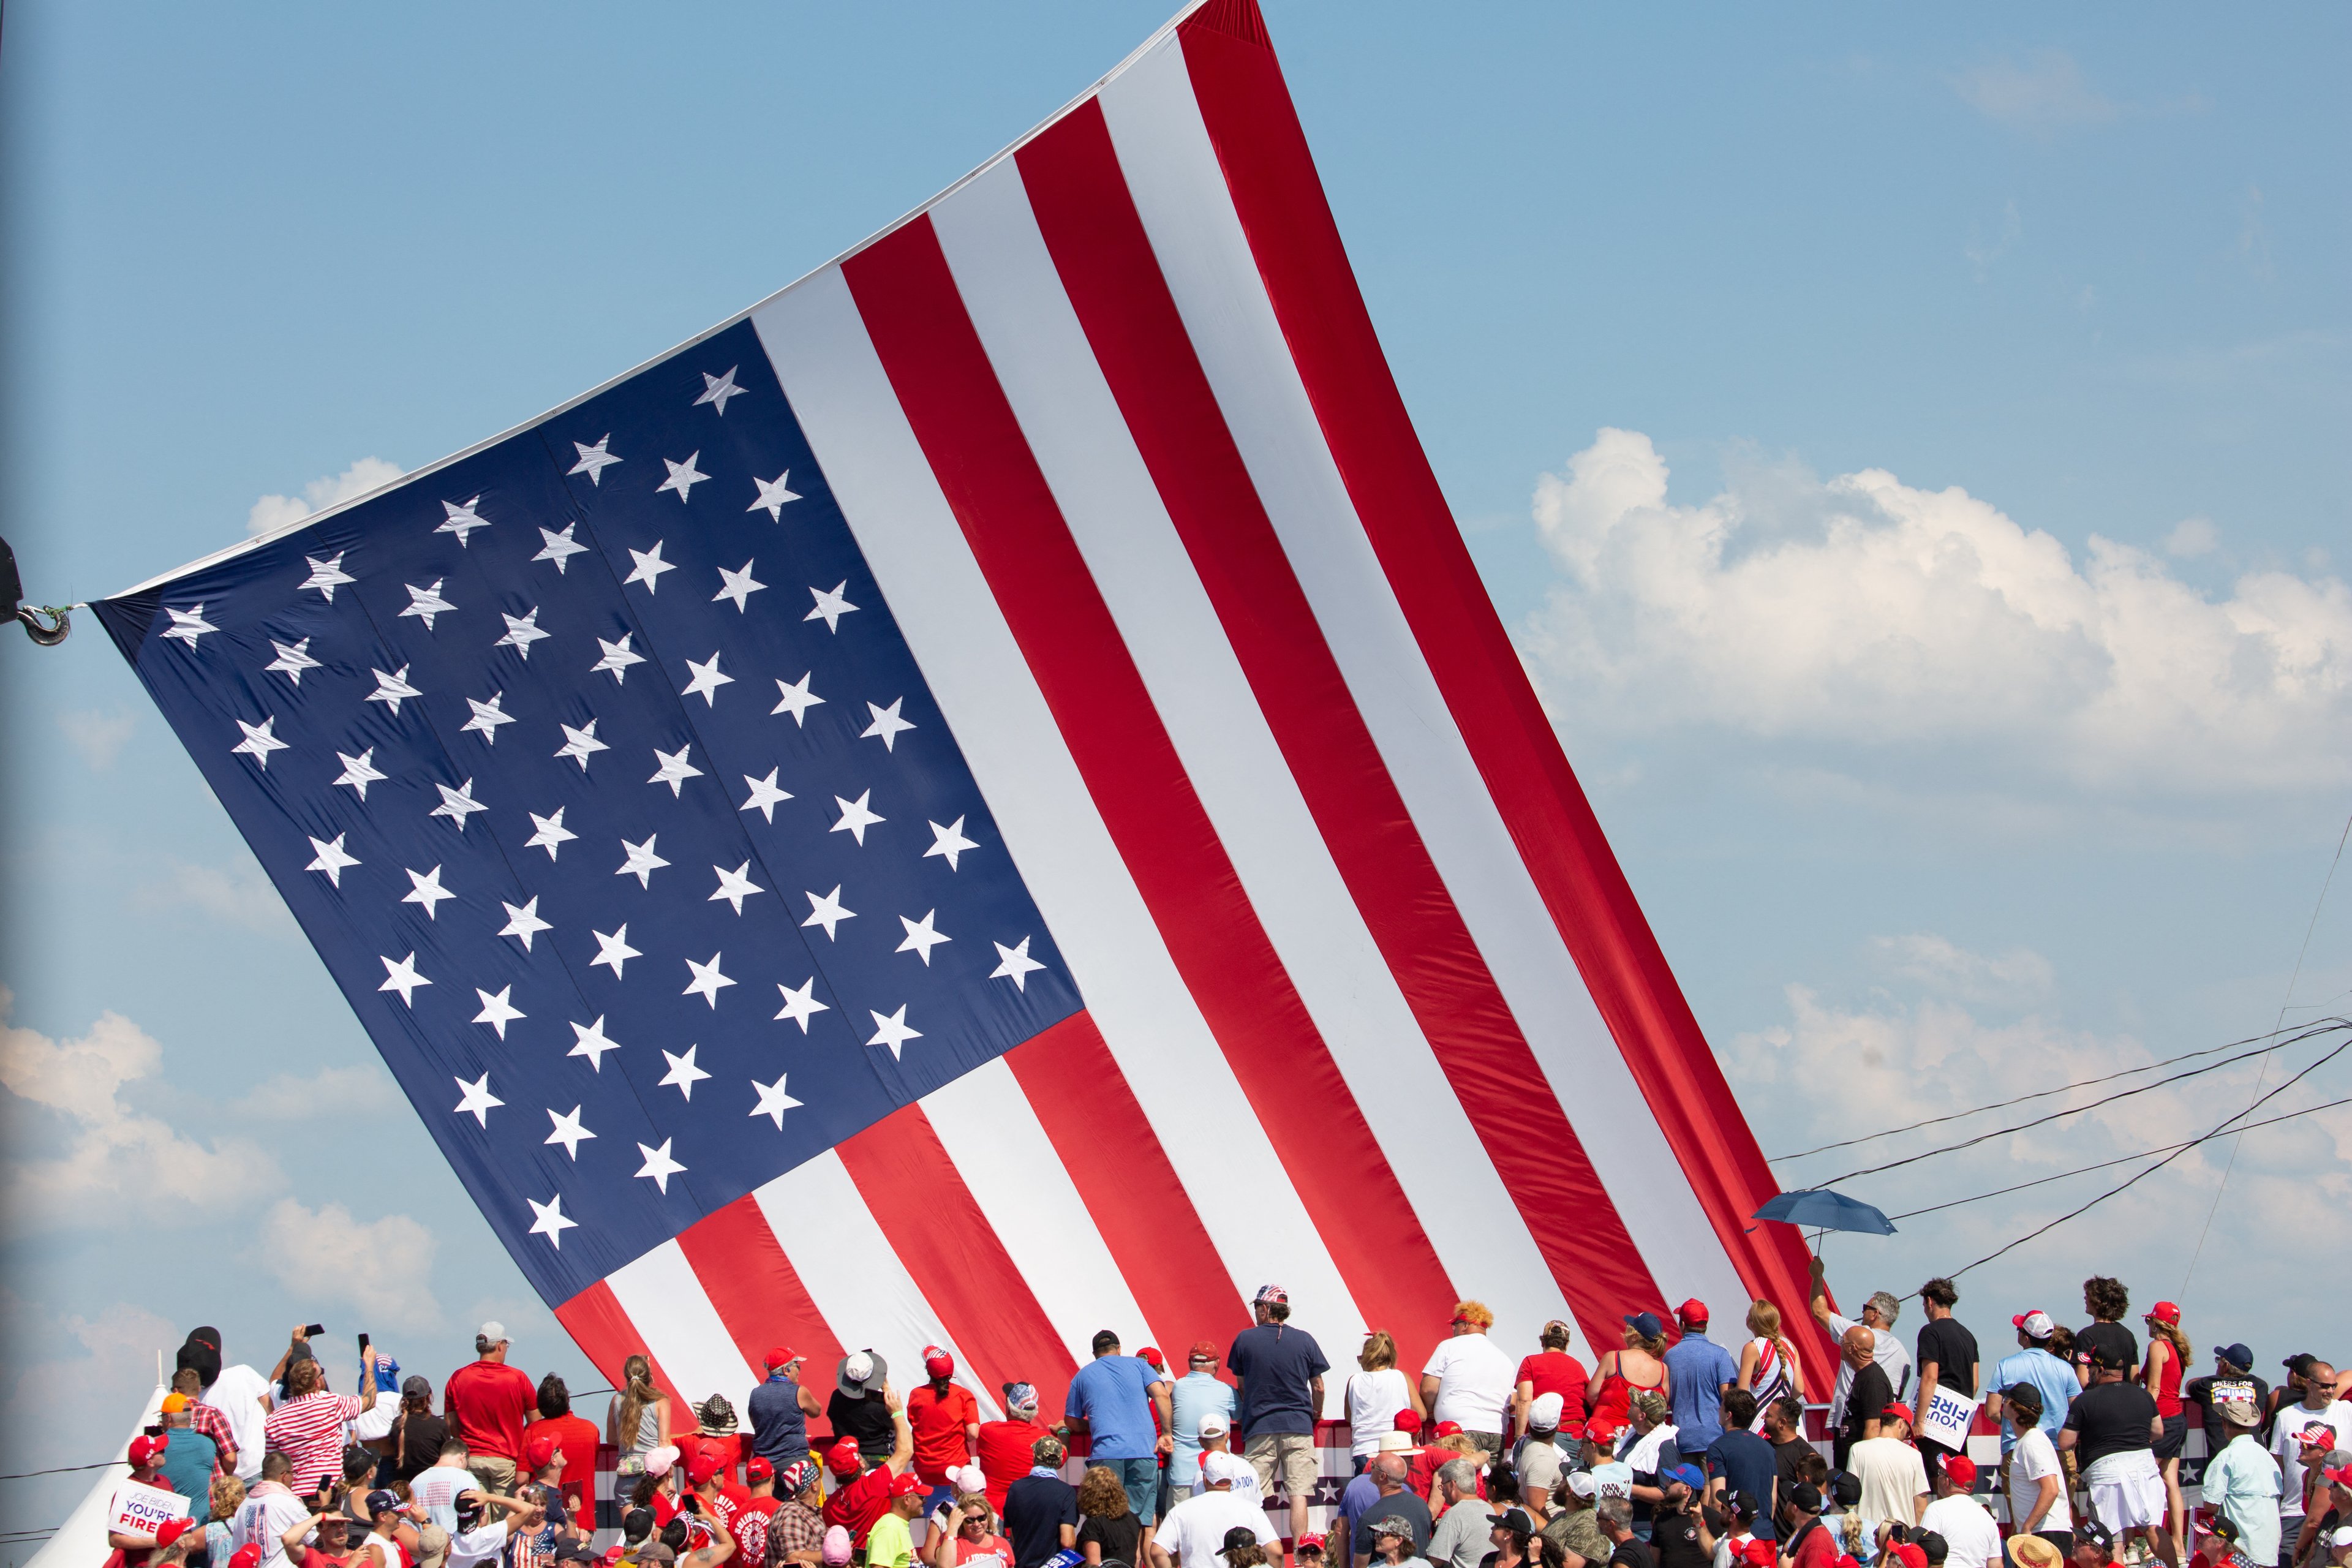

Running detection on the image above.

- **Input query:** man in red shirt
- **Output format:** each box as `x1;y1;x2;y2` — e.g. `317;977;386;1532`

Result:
905;1349;981;1494
521;1375;601;1517
1514;1322;1592;1442
444;1322;535;1492
821;1392;914;1552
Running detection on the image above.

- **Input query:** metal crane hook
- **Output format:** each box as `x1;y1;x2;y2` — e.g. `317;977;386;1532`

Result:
0;535;71;646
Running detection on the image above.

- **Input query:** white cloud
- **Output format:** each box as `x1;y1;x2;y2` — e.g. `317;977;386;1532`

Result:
130;856;298;936
260;1197;443;1330
246;456;404;538
1870;933;2055;1005
58;708;136;771
2165;516;2218;558
235;1064;394;1122
1520;428;2352;794
1954;51;2117;133
0;989;282;1226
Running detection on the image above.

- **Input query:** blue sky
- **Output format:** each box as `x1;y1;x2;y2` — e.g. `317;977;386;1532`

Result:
2;0;2346;1533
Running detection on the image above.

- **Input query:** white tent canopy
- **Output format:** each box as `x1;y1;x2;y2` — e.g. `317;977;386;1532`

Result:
26;1382;167;1568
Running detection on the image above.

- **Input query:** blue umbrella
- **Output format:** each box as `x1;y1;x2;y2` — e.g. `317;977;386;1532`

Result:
1752;1188;1896;1235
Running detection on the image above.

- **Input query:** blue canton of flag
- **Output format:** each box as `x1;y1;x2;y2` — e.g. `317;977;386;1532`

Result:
96;320;1081;1307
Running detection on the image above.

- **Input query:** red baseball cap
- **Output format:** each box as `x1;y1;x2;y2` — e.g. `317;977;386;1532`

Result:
1434;1420;1463;1437
1676;1299;1709;1325
1393;1410;1423;1433
2325;1465;2352;1488
1891;1547;1928;1568
1189;1341;1220;1363
889;1472;925;1498
924;1346;955;1379
1298;1537;1327;1554
1883;1403;1914;1425
826;1438;862;1476
527;1434;560;1470
747;1457;775;1482
1743;1542;1776;1568
229;1548;263;1568
686;1453;722;1487
129;1434;169;1465
2146;1302;2181;1327
765;1347;802;1370
1944;1457;1978;1488
1137;1347;1165;1370
154;1520;194;1549
1585;1417;1621;1442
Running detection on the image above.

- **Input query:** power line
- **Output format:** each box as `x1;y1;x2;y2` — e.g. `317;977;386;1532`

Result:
1887;1091;2352;1221
1772;1023;2310;1161
1813;1016;2352;1188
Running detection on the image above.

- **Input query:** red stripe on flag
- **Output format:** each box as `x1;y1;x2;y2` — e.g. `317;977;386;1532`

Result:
835;1102;1082;1413
676;1194;847;1387
1014;101;1671;1340
1174;1;1829;1386
556;1279;685;1409
1003;1009;1251;1359
839;216;1461;1349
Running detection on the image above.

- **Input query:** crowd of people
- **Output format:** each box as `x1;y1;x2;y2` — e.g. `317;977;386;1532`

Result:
97;1273;2352;1568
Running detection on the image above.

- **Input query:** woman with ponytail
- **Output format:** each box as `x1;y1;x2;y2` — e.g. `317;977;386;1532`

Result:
609;1354;673;1464
1735;1302;1806;1429
2141;1302;2193;1551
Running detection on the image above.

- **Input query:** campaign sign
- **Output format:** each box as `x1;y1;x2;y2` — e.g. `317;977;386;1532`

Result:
1917;1385;1978;1451
110;1479;192;1536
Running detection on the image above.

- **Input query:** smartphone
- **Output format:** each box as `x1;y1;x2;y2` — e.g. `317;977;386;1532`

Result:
304;1323;326;1338
145;1423;165;1438
358;1332;371;1352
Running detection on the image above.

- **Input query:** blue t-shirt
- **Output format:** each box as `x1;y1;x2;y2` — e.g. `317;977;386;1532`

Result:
1065;1355;1164;1460
1333;1471;1382;1551
1990;1347;2079;1455
157;1428;219;1514
748;1369;809;1466
1168;1372;1237;1486
1226;1323;1330;1438
1664;1333;1741;1450
1704;1428;1779;1540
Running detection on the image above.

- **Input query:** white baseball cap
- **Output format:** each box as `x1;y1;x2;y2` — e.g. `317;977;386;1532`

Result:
1529;1392;1565;1430
1202;1452;1249;1487
478;1321;508;1344
1197;1411;1231;1438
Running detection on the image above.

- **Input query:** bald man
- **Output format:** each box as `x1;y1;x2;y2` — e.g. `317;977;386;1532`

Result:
1836;1326;1893;1471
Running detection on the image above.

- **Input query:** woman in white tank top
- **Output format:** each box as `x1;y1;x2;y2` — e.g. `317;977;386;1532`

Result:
1736;1299;1806;1429
1343;1329;1423;1467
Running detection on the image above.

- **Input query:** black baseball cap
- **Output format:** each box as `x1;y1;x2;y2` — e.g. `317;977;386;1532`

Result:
1492;1510;1536;1536
1787;1482;1823;1513
2215;1344;2253;1368
2078;1520;2115;1554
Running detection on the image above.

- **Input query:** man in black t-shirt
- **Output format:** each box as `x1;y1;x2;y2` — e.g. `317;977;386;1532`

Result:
2059;1352;2168;1565
1837;1328;1894;1472
1649;1468;1713;1568
2182;1343;2271;1480
1597;1498;1654;1568
1913;1279;1980;1487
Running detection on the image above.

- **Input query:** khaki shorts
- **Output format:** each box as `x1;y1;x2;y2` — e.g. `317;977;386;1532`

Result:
1245;1432;1319;1498
469;1454;518;1493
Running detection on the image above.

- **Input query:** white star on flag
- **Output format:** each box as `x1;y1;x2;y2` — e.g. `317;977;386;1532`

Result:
306;834;360;887
472;986;525;1040
861;698;916;752
334;748;386;799
803;886;856;940
709;861;764;914
555;719;608;770
866;1005;922;1060
590;925;640;979
635;1137;687;1192
657;452;709;503
896;910;952;966
616;835;669;888
266;638;322;685
379;952;431;1005
625;541;676;593
499;896;552;951
772;673;824;725
991;937;1047;992
232;716;288;769
740;769;793;823
527;1193;577;1248
806;581;858;632
660;1046;712;1099
591;635;646;684
403;865;455;918
749;470;802;521
453;1072;503;1126
832;790;884;845
526;807;576;860
714;560;766;612
570;434;622;484
301;553;355;601
401;579;456;630
437;496;491;545
750;1074;804;1129
568;1015;620;1071
431;778;489;830
534;524;589;573
162;605;217;646
459;693;514;744
682;953;734;1008
545;1105;596;1159
649;743;703;796
366;665;423;715
775;978;829;1032
680;652;733;707
925;817;978;870
695;366;747;415
496;609;549;659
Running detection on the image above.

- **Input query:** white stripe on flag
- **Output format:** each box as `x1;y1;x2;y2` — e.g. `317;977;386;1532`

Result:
927;158;1574;1348
918;1055;1152;1355
750;266;1371;1348
1102;34;1751;1321
604;1240;761;1411
752;1150;1003;1421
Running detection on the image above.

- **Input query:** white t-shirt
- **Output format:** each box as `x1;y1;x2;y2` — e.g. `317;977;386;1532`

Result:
1824;1317;1910;1427
445;1520;510;1568
1422;1334;1516;1432
231;1484;312;1568
2271;1400;2352;1517
1848;1436;1928;1529
203;1365;274;1482
408;1463;472;1532
1348;1368;1414;1458
1156;1491;1276;1568
2006;1425;2072;1534
1625;1424;1681;1477
1918;1495;2001;1568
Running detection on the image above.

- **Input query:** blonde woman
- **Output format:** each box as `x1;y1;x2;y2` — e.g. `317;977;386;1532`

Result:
1345;1330;1422;1472
607;1354;672;1463
1735;1302;1805;1428
1583;1313;1670;1434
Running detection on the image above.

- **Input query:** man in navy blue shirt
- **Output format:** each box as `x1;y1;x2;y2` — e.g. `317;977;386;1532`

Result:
1662;1301;1741;1452
1227;1284;1330;1548
1703;1390;1779;1540
748;1347;824;1473
1066;1330;1174;1548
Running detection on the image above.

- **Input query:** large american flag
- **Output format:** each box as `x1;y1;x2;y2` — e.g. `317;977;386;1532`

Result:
96;0;1822;1420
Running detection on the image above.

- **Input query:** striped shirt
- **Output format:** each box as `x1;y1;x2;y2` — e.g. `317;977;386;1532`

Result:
263;1390;363;1490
